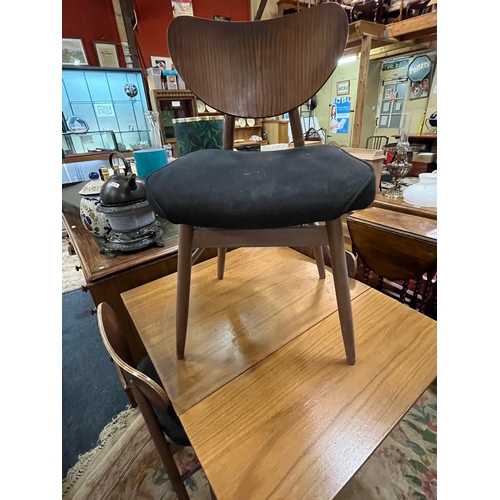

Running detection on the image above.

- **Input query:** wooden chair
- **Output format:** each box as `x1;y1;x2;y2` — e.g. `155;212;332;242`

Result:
346;208;437;318
349;0;379;22
96;302;217;500
365;135;389;150
146;2;376;364
405;0;431;17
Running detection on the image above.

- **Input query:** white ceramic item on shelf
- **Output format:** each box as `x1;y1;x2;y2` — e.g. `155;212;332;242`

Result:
197;100;206;113
403;172;437;208
236;118;246;128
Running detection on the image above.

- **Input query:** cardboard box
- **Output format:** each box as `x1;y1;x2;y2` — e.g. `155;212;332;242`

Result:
410;152;436;176
414;152;436;163
342;148;386;192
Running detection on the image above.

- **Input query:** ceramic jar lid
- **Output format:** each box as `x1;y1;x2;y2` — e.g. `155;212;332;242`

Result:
79;172;104;196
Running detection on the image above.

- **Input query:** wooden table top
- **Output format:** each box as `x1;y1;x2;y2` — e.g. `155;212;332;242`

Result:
348;206;437;243
371;192;437;219
392;134;437;140
122;247;369;414
122;247;437;500
62;207;180;284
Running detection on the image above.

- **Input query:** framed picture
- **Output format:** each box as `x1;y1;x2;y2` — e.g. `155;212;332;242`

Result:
94;42;120;68
62;38;88;65
172;0;193;17
410;77;431;100
93;103;115;117
150;56;172;70
337;81;350;96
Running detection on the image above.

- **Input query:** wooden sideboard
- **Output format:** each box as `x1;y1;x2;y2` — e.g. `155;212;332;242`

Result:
62;182;218;366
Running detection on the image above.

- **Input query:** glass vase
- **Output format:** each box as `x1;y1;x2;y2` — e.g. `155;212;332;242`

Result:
145;111;163;149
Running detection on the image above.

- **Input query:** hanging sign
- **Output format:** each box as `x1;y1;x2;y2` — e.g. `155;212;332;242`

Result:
330;97;351;134
382;58;409;72
408;56;432;82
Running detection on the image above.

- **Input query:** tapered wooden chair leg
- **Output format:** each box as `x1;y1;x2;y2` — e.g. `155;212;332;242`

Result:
313;246;326;279
326;218;356;365
217;247;227;280
176;224;194;360
209;483;218;500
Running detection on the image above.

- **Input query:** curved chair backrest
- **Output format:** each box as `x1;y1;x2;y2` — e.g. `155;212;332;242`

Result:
97;302;170;410
167;2;349;118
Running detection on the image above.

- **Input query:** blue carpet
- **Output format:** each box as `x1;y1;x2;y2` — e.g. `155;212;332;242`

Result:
62;289;129;478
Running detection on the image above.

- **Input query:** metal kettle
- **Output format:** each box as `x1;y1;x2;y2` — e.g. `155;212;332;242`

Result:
100;152;148;206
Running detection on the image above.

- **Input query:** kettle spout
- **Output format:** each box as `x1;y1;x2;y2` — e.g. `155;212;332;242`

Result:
125;173;138;192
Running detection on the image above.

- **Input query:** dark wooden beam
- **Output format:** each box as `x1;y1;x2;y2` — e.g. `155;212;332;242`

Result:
119;0;141;68
254;0;268;20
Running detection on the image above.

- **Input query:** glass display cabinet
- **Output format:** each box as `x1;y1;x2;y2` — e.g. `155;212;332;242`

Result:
62;66;152;155
62;130;151;155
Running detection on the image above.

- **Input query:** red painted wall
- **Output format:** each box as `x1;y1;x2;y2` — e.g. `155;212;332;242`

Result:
62;0;251;70
62;0;125;67
134;0;251;68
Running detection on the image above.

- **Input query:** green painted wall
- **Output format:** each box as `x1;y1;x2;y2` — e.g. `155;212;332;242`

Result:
315;58;381;148
376;51;437;139
314;50;437;148
316;58;360;148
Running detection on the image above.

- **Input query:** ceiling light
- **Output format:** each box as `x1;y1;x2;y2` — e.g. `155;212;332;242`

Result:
339;55;357;65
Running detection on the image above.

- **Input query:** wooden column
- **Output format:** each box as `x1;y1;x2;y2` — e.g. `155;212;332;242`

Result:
351;35;372;148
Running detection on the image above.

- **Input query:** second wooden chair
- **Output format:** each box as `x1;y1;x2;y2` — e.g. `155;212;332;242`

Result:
97;302;217;500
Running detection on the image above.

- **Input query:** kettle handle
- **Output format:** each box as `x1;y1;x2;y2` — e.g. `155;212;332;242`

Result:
108;152;132;175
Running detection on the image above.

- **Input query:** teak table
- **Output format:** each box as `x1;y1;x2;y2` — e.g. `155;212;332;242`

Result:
122;247;437;500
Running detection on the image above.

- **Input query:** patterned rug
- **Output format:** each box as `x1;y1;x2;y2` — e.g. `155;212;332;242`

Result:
62;383;436;500
62;234;86;294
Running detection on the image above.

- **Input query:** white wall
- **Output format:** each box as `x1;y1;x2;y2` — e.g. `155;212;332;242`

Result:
250;0;279;19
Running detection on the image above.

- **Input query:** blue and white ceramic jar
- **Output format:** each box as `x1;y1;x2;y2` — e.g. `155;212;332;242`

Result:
79;172;112;238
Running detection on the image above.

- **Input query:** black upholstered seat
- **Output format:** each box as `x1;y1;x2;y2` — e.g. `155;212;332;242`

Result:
146;145;376;230
154;3;376;365
137;355;190;447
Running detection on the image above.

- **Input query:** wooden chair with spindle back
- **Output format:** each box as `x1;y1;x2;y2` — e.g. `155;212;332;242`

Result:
365;135;389;150
97;302;217;500
146;2;376;364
